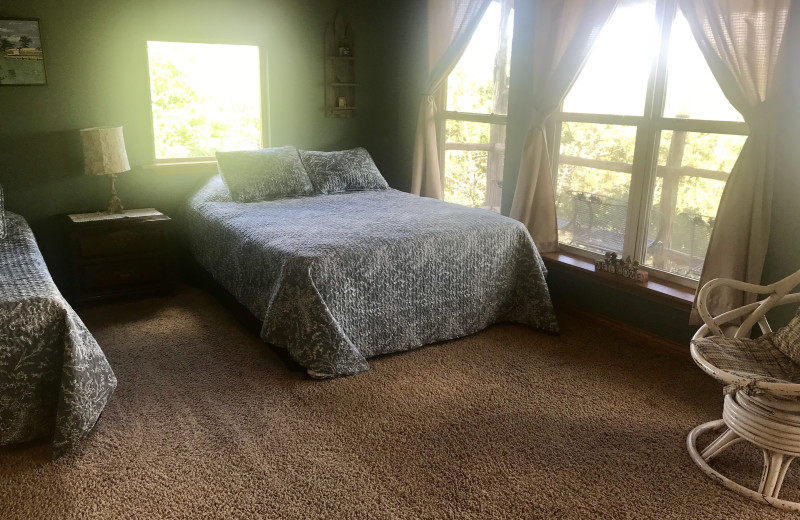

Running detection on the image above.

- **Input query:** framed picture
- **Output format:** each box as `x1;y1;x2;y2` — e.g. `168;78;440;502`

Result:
0;18;46;86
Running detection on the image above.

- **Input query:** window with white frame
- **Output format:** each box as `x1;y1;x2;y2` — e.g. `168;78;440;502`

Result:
146;41;263;162
553;0;747;284
442;0;514;212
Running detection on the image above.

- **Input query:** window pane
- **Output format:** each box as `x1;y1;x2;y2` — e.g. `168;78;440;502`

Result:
662;10;744;122
446;119;490;145
644;131;747;278
147;41;262;160
559;121;637;164
446;0;514;115
444;150;489;208
562;0;658;116
556;122;637;254
444;120;505;211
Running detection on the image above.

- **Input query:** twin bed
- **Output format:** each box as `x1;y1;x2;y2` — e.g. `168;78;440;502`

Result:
184;147;558;378
0;211;116;454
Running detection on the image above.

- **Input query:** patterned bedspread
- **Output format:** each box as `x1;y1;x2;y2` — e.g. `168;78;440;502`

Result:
185;176;558;378
0;212;116;455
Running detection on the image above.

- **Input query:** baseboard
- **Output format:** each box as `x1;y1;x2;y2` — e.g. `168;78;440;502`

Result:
555;301;691;359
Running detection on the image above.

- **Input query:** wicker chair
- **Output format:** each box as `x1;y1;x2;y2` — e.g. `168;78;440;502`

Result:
688;269;800;511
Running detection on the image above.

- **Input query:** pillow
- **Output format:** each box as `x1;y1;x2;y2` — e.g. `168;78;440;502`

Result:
299;147;388;194
0;184;6;240
216;146;314;203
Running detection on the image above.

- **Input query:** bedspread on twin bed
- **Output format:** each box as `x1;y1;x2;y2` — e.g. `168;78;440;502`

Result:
0;212;116;454
185;176;558;378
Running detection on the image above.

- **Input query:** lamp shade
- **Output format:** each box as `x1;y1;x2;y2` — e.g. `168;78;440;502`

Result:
80;126;130;176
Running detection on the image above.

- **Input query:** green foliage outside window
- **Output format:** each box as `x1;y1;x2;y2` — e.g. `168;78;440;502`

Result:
558;122;746;219
148;42;262;160
444;69;495;208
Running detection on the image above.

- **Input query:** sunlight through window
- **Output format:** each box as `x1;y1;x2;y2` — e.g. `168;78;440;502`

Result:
442;0;514;212
147;41;263;161
563;0;658;116
554;0;747;284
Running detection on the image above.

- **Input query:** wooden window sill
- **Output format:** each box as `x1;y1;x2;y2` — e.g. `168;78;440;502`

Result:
142;161;218;176
540;251;694;311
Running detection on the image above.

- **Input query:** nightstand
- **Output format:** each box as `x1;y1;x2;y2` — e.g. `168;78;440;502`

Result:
67;208;173;304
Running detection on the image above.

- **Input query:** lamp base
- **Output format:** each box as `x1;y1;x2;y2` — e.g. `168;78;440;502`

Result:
105;174;124;214
106;195;124;214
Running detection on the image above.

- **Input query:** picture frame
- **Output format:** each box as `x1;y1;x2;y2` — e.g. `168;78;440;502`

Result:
0;18;47;86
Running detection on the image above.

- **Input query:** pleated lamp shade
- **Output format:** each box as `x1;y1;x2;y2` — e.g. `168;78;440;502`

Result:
80;126;130;176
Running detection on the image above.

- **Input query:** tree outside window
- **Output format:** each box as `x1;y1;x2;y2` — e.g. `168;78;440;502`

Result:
147;41;263;161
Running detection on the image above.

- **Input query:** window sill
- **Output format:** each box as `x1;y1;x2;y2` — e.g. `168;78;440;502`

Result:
142;161;218;176
540;251;694;311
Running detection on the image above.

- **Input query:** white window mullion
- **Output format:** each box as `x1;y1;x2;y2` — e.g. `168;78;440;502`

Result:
437;83;449;190
556;113;643;127
625;0;676;263
657;117;748;136
550;122;563;187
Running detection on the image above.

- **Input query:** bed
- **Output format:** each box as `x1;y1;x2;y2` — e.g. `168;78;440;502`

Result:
0;211;116;455
184;147;558;378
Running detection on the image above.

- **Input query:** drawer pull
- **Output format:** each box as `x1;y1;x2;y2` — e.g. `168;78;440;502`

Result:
114;270;135;280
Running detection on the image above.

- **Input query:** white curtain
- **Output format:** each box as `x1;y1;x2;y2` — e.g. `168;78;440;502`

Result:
680;0;793;322
411;0;492;198
508;0;618;252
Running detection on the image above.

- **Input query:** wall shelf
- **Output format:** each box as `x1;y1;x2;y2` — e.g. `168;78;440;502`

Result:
324;12;356;118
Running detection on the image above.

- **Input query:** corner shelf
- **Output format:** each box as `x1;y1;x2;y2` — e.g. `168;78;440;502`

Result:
324;12;356;118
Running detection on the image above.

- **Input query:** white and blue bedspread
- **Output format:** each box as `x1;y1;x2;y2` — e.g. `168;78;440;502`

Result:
185;176;558;378
0;213;116;455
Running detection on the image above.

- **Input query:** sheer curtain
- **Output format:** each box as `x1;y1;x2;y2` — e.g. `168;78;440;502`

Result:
679;0;793;322
508;0;617;252
411;0;492;198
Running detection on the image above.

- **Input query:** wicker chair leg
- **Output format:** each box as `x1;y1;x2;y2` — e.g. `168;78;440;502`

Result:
701;426;742;461
759;451;795;498
688;420;800;511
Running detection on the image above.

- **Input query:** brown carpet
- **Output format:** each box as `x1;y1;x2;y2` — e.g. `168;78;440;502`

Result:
0;285;797;519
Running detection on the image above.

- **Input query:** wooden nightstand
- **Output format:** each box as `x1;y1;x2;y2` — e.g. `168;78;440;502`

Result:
67;208;173;304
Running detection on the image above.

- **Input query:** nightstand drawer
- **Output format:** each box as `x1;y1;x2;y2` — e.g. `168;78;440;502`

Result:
79;257;167;291
67;209;173;304
77;227;166;259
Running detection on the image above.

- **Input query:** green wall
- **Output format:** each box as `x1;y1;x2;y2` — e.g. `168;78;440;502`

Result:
761;11;800;327
342;0;427;192
0;0;400;286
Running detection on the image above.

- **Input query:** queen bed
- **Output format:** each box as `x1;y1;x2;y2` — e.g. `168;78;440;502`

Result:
184;147;558;378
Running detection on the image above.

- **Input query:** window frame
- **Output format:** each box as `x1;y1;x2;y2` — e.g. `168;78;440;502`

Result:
551;0;748;288
144;39;269;171
438;107;509;209
437;0;514;211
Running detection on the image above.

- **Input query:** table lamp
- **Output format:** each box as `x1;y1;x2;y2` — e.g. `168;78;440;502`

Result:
80;126;131;214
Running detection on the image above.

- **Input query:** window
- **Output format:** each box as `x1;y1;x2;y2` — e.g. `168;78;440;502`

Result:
442;0;514;212
147;41;263;162
554;0;747;284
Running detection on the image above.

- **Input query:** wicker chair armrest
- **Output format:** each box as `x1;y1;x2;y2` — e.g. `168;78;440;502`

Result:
697;270;800;338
